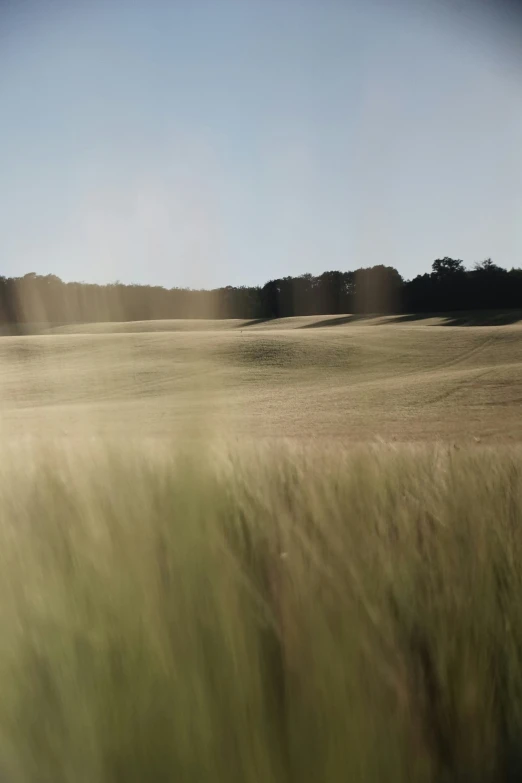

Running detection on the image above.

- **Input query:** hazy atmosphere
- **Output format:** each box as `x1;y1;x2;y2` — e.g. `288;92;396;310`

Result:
2;0;522;288
1;2;522;781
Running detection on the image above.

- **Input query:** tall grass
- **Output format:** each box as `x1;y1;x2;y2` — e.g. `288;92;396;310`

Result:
0;441;521;782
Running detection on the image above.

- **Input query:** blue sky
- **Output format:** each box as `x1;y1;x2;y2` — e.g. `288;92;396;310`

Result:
1;0;521;289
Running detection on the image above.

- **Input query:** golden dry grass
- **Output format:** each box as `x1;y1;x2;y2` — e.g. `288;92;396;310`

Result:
0;315;521;441
0;440;521;782
1;317;522;781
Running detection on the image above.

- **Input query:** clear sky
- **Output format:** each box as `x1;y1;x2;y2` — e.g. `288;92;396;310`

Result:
1;0;521;289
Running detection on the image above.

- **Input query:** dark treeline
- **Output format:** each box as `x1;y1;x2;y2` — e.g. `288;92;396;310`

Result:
1;258;521;325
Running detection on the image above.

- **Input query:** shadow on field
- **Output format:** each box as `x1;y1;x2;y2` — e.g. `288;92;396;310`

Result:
237;318;275;328
300;315;378;328
382;311;522;327
299;311;522;329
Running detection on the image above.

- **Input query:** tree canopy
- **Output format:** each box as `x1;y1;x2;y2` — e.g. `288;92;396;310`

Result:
0;257;520;327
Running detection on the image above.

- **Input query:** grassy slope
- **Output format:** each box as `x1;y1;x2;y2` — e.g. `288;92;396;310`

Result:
1;442;522;782
1;318;521;780
0;315;521;441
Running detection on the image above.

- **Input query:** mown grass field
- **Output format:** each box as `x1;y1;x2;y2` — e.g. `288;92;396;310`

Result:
0;313;521;441
1;315;522;782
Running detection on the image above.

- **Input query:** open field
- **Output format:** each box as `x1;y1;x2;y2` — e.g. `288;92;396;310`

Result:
0;316;521;780
1;441;522;782
0;313;521;441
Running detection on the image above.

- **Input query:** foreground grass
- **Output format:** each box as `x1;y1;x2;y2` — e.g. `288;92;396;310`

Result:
0;442;522;782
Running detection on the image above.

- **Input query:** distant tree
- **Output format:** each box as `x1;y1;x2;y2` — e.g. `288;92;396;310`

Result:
469;258;511;309
354;265;403;313
432;257;465;279
429;257;467;310
403;273;434;313
473;258;501;273
292;274;315;316
316;271;348;314
260;280;280;318
0;255;520;326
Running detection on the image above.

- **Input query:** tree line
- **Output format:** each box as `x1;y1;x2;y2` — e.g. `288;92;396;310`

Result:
0;258;521;325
